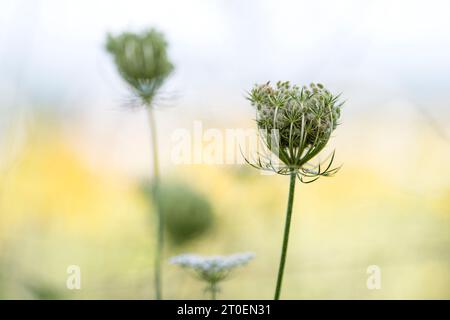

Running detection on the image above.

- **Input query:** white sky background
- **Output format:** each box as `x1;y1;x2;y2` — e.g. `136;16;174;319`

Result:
1;0;450;113
0;0;450;174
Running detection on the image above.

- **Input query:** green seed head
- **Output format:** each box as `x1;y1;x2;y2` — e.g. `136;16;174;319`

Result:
246;81;343;182
106;29;174;106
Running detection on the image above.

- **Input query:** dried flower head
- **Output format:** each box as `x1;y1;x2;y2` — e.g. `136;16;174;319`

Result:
106;29;174;106
247;81;343;182
170;252;254;299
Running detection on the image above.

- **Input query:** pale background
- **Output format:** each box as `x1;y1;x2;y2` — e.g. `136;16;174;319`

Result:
0;0;449;299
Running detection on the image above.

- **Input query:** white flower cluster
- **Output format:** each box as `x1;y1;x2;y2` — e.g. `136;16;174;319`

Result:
170;252;255;283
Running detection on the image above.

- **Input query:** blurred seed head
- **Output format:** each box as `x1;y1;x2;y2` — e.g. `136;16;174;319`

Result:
141;180;214;246
106;29;174;106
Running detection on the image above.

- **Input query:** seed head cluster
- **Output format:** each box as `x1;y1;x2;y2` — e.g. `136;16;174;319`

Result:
247;81;343;178
106;29;174;105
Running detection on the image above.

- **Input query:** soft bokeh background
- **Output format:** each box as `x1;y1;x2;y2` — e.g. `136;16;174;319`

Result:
0;0;449;299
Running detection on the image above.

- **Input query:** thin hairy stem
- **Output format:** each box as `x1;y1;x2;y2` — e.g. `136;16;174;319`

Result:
274;172;297;300
147;108;163;300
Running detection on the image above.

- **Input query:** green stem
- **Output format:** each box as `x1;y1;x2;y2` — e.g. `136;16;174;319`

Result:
147;108;163;300
210;283;218;300
274;171;297;300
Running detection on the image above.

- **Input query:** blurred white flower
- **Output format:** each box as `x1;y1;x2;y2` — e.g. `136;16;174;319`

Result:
170;252;255;298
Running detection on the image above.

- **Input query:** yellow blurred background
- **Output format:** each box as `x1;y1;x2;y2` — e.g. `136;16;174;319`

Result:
0;109;448;299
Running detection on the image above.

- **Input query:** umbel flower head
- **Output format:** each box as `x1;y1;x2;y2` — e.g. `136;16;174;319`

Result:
170;252;254;298
247;81;344;183
106;29;174;106
170;252;254;283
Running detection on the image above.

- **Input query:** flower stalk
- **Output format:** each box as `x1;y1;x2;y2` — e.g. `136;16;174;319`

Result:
246;81;343;299
147;107;163;299
274;171;296;300
208;282;219;300
106;29;174;300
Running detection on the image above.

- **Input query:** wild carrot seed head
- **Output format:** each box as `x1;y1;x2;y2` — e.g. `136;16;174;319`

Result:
106;29;174;106
246;81;343;182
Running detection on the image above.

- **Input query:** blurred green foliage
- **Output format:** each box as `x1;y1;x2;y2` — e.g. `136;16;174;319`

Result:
24;280;64;300
142;180;214;246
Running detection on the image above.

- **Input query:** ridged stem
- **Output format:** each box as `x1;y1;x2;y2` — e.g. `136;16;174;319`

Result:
274;171;297;300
